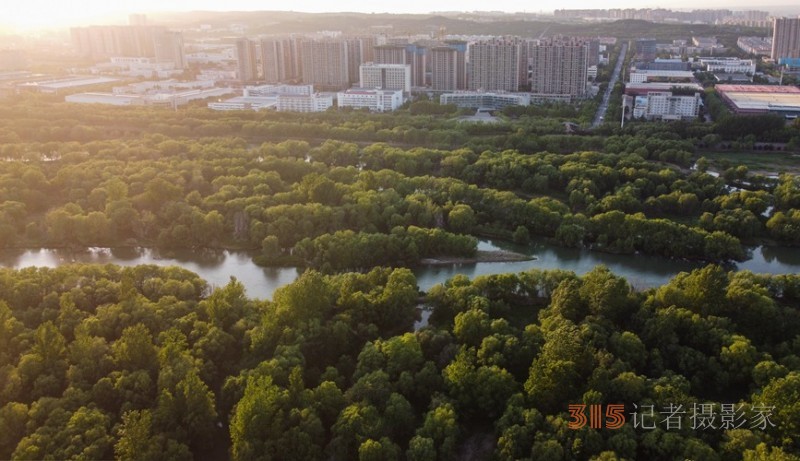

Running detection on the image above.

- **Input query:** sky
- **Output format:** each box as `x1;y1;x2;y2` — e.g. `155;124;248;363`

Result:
0;0;797;31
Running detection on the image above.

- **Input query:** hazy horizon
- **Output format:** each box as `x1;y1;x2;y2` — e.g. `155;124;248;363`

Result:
1;0;799;32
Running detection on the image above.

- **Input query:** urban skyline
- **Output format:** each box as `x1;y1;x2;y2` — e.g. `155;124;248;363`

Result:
2;1;800;32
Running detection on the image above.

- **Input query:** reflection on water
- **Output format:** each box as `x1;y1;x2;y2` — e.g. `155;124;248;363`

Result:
413;238;704;292
414;307;432;331
1;239;799;300
0;247;302;301
413;238;800;293
753;245;800;268
109;247;145;260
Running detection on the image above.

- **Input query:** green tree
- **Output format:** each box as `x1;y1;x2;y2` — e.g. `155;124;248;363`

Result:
359;437;400;461
447;204;476;234
112;324;158;373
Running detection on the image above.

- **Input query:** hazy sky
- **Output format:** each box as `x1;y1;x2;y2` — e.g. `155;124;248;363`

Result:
0;0;797;31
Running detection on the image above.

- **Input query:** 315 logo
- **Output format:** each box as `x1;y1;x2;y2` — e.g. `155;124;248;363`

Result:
568;404;626;430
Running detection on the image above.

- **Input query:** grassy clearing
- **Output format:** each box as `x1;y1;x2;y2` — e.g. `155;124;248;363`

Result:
700;151;800;175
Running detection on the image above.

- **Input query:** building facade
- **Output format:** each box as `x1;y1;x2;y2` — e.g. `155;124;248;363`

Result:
635;39;657;62
154;31;186;69
772;17;800;61
359;63;411;92
345;36;377;85
245;84;313;97
737;37;772;56
277;94;334;112
301;39;350;91
235;38;258;82
440;91;530;109
699;57;756;75
468;38;521;92
260;38;299;83
374;44;428;87
529;37;589;99
631;91;701;121
430;42;467;91
374;45;407;64
337;88;403;112
71;25;170;60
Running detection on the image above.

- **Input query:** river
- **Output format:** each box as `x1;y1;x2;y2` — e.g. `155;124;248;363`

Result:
1;239;799;300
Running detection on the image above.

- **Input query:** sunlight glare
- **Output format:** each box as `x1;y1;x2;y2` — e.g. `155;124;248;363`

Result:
0;2;125;31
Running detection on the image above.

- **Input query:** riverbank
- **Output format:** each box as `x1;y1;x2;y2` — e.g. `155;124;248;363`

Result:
2;240;800;300
419;249;534;266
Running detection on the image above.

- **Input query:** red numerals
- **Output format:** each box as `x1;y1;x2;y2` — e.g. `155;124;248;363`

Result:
568;404;626;430
568;404;588;429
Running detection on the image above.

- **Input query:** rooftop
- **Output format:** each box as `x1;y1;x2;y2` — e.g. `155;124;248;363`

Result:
717;85;800;113
21;76;119;90
630;70;695;78
716;84;800;94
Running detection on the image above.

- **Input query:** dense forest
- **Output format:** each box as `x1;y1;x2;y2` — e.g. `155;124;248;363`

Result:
0;93;799;459
1;97;799;271
1;264;799;459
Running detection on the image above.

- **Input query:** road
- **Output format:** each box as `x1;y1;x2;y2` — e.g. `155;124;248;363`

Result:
592;42;627;128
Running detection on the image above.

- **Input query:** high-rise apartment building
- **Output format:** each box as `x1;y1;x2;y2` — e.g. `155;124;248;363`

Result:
154;31;186;69
529;37;589;98
429;41;467;91
71;25;167;60
772;17;800;61
374;44;427;87
236;38;258;82
587;39;601;67
518;39;531;91
301;39;350;91
359;63;411;92
405;45;427;88
345;36;377;85
374;44;407;64
260;38;297;83
282;36;304;81
468;38;521;92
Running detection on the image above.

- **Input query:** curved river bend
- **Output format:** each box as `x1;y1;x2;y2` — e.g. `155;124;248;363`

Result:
1;239;799;300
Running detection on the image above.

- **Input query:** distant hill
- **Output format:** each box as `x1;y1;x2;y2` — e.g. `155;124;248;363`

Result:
149;10;769;40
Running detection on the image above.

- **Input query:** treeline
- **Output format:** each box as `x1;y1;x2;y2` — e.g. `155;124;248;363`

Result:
0;95;595;152
5;93;797;155
293;227;477;273
1;264;799;459
4;134;799;266
1;97;799;268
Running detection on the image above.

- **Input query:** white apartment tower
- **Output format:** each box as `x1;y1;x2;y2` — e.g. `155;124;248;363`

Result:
468;38;521;92
529;37;589;98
